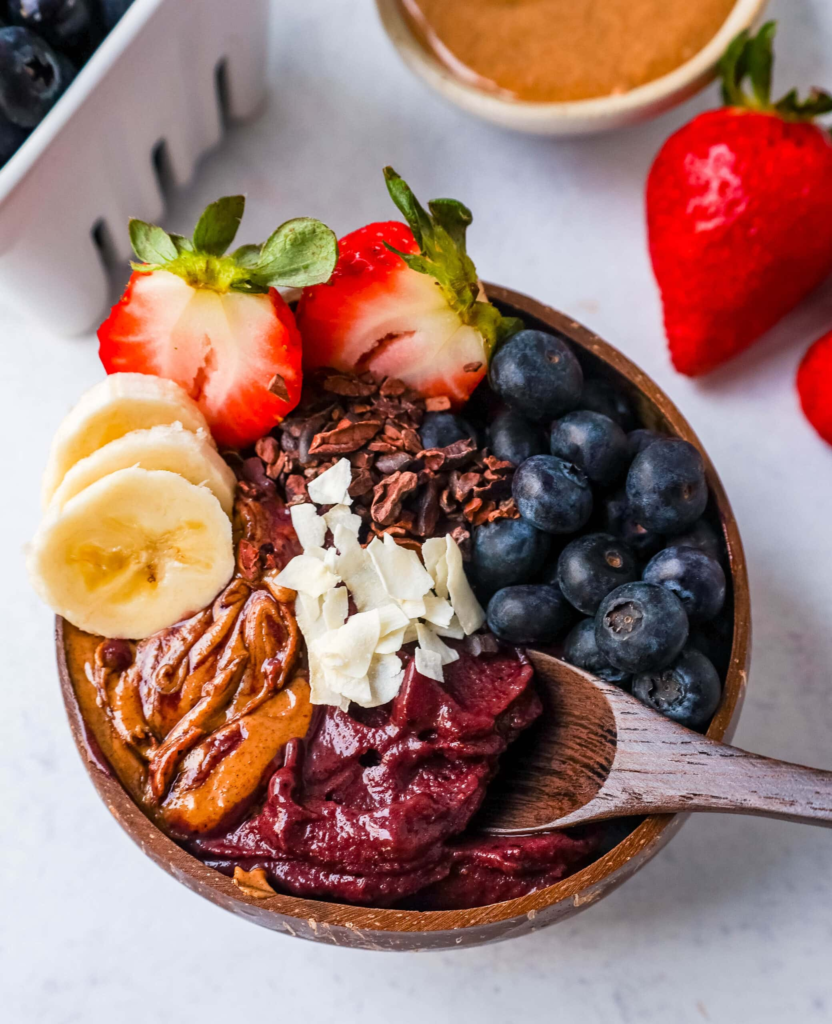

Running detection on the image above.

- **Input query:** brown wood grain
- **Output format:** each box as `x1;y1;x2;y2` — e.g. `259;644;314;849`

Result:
483;653;832;832
55;284;752;950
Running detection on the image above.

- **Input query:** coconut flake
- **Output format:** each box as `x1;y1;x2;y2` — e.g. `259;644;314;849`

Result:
422;593;455;628
328;669;372;706
422;537;449;599
367;653;405;706
403;621;419;644
325;510;361;541
431;616;466;640
399;597;427;619
368;533;434;601
445;535;485;635
274;553;339;597
309;656;350;711
417;622;459;668
322;586;349;630
308;458;353;505
378;603;410;636
332;525;387;611
290;504;327;550
312;609;380;680
415;647;444;682
323;504;362;537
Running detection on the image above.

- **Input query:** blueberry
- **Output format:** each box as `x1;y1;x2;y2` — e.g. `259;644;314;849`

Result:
688;617;733;674
563;618;631;686
98;0;133;31
0;110;27;165
626;438;707;535
595;581;688;673
632;648;721;730
549;410;629;486
486;584;573;645
643;546;726;622
557;532;638;614
627;428;663;460
471;517;551;597
580;379;636;431
673;518;722;561
488;407;546;466
6;0;97;57
489;329;583;423
602;489;664;559
418;411;475;450
513;454;593;535
0;27;74;128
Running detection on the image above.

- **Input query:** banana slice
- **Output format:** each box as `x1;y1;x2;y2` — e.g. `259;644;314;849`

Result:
28;467;234;639
48;423;237;517
41;373;210;508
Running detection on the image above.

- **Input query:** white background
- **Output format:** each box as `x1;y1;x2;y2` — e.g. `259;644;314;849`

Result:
3;1;832;1021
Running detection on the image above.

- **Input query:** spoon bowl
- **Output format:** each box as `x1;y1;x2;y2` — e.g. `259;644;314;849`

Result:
482;652;832;834
56;284;751;950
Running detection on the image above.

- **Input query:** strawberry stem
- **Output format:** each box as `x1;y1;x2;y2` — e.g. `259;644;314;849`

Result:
128;197;338;294
382;168;523;358
720;21;832;121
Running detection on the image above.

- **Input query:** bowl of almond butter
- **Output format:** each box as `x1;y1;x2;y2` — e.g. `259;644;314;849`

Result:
376;0;768;135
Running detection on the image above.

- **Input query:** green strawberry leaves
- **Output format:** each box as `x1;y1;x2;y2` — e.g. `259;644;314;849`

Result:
382;167;523;357
253;218;340;289
129;221;178;265
192;195;245;255
128;195;338;294
720;21;832;122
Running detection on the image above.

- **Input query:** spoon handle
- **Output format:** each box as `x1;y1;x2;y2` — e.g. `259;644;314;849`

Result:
566;729;832;828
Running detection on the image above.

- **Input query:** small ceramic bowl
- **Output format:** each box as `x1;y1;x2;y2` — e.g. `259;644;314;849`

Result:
376;0;769;135
57;285;751;951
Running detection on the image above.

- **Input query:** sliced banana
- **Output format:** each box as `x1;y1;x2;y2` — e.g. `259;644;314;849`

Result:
48;423;237;518
41;373;210;508
28;467;234;639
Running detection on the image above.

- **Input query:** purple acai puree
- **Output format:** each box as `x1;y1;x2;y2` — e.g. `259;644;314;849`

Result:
194;642;599;907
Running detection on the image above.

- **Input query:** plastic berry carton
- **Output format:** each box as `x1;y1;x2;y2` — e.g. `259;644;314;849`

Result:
0;0;270;335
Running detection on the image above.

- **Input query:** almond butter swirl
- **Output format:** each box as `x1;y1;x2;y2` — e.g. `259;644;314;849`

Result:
89;496;312;837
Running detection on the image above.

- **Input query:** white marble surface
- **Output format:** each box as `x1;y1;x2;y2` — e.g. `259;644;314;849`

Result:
3;0;832;1020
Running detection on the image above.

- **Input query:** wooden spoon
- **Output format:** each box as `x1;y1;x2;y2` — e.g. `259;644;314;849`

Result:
480;651;832;834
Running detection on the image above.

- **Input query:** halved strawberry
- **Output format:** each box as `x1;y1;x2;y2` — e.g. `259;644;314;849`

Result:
296;169;521;406
99;196;338;448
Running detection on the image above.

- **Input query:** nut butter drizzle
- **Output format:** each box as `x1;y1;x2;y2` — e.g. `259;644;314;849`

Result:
89;493;312;837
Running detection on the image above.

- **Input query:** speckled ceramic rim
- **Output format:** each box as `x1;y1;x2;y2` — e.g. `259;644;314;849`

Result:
56;286;751;950
375;0;770;135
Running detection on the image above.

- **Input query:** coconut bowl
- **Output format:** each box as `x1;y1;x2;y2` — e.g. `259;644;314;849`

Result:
56;284;751;951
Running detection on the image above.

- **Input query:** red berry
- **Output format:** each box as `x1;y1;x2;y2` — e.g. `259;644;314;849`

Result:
797;329;832;446
647;23;832;376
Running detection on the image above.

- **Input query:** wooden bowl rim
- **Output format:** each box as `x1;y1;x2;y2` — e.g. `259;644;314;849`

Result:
56;284;751;937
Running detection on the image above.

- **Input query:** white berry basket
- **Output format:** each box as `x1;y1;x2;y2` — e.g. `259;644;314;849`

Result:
0;0;270;335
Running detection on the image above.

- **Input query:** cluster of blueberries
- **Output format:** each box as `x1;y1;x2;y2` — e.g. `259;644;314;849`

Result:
0;0;133;167
421;328;730;733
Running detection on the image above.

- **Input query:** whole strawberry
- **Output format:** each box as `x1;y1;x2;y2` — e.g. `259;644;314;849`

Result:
99;197;338;448
647;23;832;377
797;330;832;446
296;168;522;406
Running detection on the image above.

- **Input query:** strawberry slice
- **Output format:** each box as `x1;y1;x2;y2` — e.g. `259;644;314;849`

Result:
296;169;521;406
99;196;338;448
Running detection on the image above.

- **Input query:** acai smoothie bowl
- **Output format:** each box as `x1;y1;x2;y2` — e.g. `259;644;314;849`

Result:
30;170;749;950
